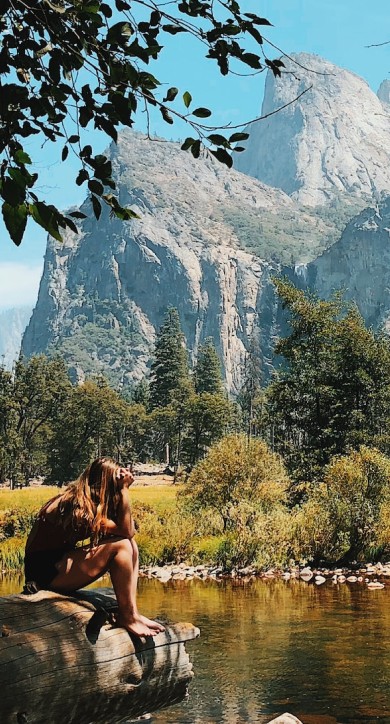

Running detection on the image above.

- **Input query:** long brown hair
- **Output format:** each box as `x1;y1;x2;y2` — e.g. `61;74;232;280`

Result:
58;457;121;543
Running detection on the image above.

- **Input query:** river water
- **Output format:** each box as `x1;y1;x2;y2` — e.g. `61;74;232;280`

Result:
2;574;390;724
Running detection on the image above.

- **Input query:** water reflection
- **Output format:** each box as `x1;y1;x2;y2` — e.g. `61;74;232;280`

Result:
2;575;390;723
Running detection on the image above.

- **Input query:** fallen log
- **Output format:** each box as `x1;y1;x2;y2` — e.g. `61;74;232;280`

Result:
0;586;199;724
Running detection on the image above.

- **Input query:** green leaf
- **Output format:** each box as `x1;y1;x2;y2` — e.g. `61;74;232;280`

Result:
69;211;87;219
191;140;201;159
160;106;174;124
76;169;89;186
113;207;139;221
241;53;262;70
1;177;25;205
91;194;102;220
8;168;28;190
64;217;78;234
2;202;28;246
229;132;249;143
183;91;192;109
243;14;272;25
207;133;229;146
162;24;186;35
163;87;178;103
181;137;196;151
61;145;69;161
192;107;212;118
88;179;104;196
107;21;133;43
14;150;32;166
29;202;63;242
210;147;233;168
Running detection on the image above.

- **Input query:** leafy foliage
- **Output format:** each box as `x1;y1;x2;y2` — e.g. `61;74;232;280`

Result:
0;0;284;245
184;434;289;530
267;280;390;483
295;447;390;563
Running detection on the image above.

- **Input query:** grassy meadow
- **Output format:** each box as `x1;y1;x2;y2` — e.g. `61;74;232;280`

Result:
0;484;183;573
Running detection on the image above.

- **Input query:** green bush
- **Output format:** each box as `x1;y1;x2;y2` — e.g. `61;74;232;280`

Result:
0;509;37;542
296;447;390;563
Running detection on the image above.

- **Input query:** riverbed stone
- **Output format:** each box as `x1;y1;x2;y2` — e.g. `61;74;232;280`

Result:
265;714;303;724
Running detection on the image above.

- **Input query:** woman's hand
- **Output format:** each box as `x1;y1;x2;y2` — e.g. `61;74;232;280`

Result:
116;467;134;489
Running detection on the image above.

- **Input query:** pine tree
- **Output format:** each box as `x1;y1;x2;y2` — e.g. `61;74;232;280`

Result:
268;279;390;483
238;330;262;439
149;308;191;409
194;338;223;394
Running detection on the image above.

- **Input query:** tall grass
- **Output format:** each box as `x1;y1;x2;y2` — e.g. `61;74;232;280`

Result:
0;487;59;511
0;485;182;572
0;536;26;571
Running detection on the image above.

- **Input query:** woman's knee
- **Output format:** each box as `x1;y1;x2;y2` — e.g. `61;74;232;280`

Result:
109;537;133;559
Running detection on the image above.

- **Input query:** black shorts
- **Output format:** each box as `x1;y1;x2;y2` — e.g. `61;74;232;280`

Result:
24;548;66;590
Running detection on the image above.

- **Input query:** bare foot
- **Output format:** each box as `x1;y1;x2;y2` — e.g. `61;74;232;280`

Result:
138;614;165;632
117;616;158;637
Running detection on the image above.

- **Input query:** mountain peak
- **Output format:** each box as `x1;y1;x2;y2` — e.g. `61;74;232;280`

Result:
234;54;390;205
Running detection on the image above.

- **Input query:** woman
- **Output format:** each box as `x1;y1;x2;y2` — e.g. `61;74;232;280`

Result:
24;457;164;637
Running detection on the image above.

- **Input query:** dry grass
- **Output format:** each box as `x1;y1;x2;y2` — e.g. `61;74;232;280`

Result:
0;484;183;571
0;487;60;511
0;484;181;513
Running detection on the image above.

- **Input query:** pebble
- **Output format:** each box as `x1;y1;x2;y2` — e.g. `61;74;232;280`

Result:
137;562;390;585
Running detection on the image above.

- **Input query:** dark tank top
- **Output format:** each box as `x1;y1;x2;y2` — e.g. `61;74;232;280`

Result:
25;496;73;554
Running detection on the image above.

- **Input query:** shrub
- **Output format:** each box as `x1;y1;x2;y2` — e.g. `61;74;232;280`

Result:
297;447;390;563
0;509;37;542
184;434;290;532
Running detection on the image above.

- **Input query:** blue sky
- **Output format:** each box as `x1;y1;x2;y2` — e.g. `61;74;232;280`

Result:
1;0;389;309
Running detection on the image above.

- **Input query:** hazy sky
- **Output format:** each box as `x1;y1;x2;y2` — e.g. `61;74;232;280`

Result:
1;0;389;309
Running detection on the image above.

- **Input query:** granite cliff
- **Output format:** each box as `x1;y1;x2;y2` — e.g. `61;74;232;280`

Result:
234;53;390;206
308;197;390;330
22;54;390;391
23;132;296;391
0;307;31;370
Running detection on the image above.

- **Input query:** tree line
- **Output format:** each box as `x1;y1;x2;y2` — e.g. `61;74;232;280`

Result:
0;307;236;486
3;278;390;494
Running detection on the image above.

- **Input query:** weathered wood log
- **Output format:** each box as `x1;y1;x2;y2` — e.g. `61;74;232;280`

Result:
0;587;199;724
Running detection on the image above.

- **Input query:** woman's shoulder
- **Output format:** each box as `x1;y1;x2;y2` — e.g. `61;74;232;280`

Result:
39;493;64;521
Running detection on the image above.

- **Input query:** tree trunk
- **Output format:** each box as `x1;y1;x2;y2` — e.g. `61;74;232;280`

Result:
0;587;199;724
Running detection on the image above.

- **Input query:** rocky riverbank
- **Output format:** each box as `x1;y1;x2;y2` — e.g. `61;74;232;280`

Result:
139;562;390;589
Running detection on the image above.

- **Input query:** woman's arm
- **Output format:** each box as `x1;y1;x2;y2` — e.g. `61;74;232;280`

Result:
102;468;136;539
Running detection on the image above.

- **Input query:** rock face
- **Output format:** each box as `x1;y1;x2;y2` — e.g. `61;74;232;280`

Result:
23;132;295;391
378;79;390;106
308;197;390;330
0;307;31;369
22;53;390;392
234;53;390;205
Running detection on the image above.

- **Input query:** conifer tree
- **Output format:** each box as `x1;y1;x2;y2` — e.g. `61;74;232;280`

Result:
268;279;390;483
238;330;263;439
149;308;191;409
194;338;223;395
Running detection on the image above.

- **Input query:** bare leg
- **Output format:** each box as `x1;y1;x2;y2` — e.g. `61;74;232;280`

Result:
128;539;164;632
49;538;160;637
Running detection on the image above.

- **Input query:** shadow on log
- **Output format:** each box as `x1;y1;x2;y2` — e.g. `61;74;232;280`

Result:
0;587;199;724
